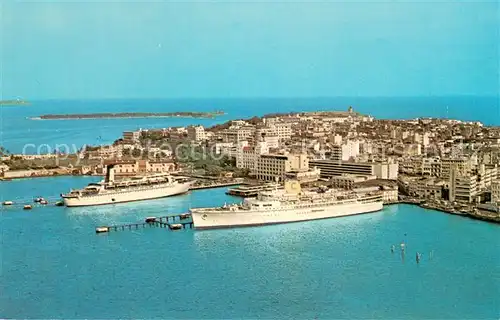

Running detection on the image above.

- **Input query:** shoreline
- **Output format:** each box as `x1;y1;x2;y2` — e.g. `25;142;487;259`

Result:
386;201;500;225
30;111;225;121
2;173;498;225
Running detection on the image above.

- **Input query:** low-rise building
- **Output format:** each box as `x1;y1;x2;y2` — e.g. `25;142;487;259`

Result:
441;157;472;179
341;140;360;161
110;160;175;176
407;178;445;200
284;167;320;183
329;174;377;190
421;156;442;176
310;159;398;180
255;153;308;182
353;185;398;203
491;180;500;204
187;125;206;141
449;169;478;203
123;131;141;143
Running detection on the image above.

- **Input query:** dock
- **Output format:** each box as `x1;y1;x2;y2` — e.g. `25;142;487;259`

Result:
226;183;282;197
95;214;193;233
189;181;243;191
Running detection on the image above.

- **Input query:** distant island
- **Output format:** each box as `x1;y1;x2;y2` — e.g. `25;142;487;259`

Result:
31;111;225;120
0;99;30;106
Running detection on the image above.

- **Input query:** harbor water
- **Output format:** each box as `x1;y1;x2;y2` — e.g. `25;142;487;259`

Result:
1;176;499;318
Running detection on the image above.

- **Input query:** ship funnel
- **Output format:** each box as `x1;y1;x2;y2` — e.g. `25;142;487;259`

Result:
284;180;301;194
105;164;116;183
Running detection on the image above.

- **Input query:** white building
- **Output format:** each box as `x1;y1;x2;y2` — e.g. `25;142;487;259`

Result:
271;122;292;141
310;159;398;180
449;169;478;203
353;186;398;204
214;142;235;155
421;156;442;176
110;160;176;176
255;153;308;181
187;125;206;141
422;132;430;147
221;125;255;143
491;180;500;204
441;157;472;179
341;140;360;161
123;131;141;143
236;146;258;171
332;134;342;145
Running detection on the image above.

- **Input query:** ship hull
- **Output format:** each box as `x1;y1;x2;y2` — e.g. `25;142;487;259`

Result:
63;183;190;207
191;201;383;229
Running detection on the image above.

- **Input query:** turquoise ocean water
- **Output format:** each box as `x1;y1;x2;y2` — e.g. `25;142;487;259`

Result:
1;97;499;318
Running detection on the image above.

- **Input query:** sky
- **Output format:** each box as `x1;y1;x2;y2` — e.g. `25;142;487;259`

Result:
1;1;499;100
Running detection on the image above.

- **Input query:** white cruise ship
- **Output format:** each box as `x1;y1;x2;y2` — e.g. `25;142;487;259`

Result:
191;181;383;229
62;166;191;207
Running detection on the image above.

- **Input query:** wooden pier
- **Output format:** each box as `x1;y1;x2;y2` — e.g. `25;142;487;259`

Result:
95;214;193;234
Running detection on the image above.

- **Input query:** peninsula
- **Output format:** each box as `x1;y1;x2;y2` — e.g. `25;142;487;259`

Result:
0;100;30;106
31;111;225;120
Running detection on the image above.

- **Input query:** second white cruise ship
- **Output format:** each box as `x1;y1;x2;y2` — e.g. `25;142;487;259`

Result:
191;181;383;229
62;165;191;207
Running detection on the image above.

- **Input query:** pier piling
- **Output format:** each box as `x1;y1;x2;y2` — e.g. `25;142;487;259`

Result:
95;214;193;234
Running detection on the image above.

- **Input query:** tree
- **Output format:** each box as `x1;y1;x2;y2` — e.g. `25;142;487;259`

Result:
0;146;10;156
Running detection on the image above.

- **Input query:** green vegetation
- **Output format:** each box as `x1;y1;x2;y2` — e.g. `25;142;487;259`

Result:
35;111;225;120
0;100;30;106
0;146;10;157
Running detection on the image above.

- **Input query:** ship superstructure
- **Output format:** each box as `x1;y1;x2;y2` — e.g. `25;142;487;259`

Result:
62;165;191;207
191;181;383;229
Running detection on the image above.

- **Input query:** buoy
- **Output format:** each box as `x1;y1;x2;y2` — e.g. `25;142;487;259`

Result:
169;223;183;230
23;205;33;210
2;201;13;206
400;242;406;251
95;226;109;233
145;217;157;223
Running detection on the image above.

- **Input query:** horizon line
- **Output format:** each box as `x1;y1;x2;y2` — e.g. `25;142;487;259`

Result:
4;94;499;102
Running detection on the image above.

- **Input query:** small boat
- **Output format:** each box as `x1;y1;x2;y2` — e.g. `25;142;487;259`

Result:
2;201;14;206
40;200;48;205
23;205;33;210
55;201;64;207
169;224;183;230
95;226;109;233
145;217;157;223
34;197;44;203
